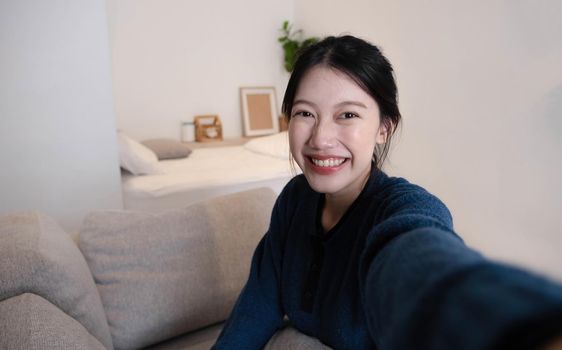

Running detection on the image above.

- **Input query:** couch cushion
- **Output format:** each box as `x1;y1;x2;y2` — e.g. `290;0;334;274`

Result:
0;293;106;350
142;324;332;350
79;188;277;350
0;212;113;350
144;323;223;350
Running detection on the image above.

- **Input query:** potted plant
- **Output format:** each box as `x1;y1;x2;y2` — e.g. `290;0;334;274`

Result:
278;21;318;72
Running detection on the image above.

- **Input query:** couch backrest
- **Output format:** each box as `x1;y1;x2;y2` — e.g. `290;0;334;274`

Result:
0;212;114;350
78;187;277;350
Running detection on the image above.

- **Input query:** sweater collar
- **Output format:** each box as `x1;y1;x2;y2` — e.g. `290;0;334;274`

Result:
311;165;387;239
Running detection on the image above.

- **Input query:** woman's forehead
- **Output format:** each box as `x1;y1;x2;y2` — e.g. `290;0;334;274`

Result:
294;66;377;108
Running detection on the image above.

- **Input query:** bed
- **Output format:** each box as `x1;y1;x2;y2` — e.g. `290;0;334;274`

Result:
118;131;298;212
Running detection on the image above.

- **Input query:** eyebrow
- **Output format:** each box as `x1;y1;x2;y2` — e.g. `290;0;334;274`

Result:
335;100;368;109
292;99;368;109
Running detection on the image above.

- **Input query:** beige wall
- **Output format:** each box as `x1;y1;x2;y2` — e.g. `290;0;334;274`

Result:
295;0;562;280
0;0;123;232
108;0;294;140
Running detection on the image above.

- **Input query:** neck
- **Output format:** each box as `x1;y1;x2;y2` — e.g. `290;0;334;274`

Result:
321;166;372;232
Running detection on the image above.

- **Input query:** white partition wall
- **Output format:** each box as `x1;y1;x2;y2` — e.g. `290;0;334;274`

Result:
0;0;123;232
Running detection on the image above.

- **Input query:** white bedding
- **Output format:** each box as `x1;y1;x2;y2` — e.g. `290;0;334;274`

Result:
122;145;298;212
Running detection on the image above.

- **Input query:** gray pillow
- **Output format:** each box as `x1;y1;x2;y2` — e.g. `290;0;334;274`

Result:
141;138;192;160
78;188;276;350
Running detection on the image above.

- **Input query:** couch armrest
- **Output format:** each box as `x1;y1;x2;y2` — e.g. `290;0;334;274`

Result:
0;212;113;350
0;293;106;350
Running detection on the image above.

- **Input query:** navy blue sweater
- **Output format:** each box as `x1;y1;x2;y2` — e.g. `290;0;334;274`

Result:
213;168;562;349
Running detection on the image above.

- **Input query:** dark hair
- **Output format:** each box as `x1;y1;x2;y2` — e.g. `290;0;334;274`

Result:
282;35;401;168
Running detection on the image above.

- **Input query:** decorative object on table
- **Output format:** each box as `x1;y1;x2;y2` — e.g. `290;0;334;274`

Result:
240;87;279;137
181;121;195;142
277;20;318;72
194;115;223;142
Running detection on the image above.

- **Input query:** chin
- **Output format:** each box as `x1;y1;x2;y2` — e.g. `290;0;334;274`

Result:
304;175;345;195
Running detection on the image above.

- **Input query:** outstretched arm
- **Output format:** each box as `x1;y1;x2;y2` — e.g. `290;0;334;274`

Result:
360;189;562;349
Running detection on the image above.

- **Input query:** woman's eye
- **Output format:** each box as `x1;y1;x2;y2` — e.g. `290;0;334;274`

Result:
294;111;313;118
342;112;358;119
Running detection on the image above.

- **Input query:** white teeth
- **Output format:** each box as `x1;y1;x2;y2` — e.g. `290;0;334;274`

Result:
311;158;345;167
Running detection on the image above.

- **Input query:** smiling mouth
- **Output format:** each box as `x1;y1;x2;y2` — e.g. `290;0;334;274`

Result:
309;157;347;168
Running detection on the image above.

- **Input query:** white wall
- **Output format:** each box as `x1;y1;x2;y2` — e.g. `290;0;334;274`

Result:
295;1;562;280
108;0;294;140
0;0;123;232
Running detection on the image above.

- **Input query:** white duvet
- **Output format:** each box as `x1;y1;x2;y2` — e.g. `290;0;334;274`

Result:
122;145;297;198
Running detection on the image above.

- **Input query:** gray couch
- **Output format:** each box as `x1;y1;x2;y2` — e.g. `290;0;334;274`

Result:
0;188;331;350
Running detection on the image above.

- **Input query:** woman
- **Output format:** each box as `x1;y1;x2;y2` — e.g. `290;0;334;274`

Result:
213;36;562;349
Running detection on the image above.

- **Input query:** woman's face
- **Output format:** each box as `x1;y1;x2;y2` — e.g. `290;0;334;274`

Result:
288;66;387;200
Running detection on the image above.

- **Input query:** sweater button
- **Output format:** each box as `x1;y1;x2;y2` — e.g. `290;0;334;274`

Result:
304;291;313;299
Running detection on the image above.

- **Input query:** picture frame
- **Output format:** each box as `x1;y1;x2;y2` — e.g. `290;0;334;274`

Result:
240;87;279;136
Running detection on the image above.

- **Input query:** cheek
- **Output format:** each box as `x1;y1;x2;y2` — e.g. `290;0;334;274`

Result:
288;121;306;155
342;124;378;150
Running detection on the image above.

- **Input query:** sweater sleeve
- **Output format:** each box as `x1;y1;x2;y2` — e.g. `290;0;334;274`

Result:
212;192;287;349
359;186;562;350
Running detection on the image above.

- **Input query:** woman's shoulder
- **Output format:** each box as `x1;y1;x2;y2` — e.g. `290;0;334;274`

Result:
371;170;429;195
368;170;454;228
373;171;443;203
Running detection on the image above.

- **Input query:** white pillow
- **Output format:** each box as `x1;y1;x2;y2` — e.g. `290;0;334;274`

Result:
117;132;164;175
244;131;290;159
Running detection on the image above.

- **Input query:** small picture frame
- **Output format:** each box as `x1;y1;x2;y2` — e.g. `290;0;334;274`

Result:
240;87;279;136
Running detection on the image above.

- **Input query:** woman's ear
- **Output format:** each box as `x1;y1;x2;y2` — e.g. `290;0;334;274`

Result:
375;122;389;144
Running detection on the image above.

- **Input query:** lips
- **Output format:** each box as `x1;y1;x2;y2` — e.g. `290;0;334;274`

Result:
307;155;348;174
311;157;345;167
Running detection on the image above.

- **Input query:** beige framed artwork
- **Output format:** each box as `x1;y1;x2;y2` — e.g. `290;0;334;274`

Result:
240;87;279;136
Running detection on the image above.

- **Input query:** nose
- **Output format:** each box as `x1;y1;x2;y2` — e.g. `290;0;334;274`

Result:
308;118;337;150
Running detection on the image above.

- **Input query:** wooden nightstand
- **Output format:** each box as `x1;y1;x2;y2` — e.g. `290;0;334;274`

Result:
183;137;251;149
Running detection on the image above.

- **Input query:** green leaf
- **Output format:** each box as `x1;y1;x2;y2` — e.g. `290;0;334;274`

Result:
302;37;319;46
278;20;319;72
